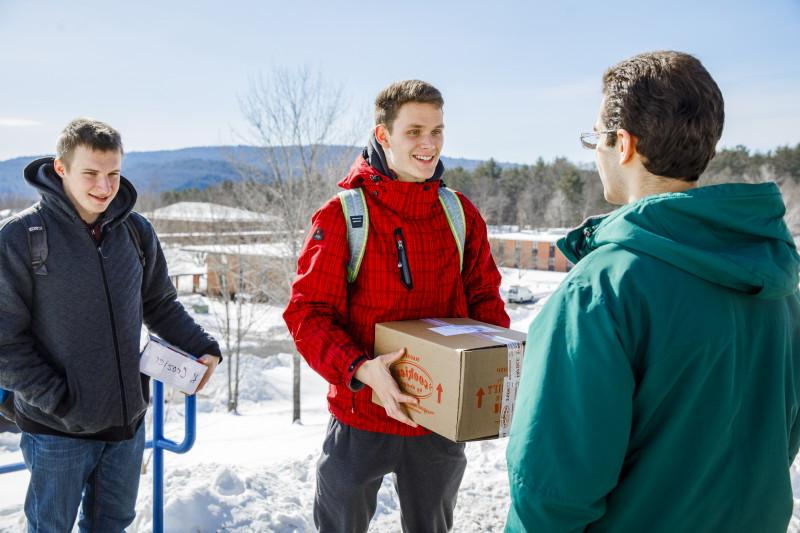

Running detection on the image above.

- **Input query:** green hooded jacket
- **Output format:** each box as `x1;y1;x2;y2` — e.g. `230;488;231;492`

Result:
506;182;800;532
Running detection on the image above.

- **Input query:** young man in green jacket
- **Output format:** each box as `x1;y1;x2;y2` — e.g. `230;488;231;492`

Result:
506;51;800;532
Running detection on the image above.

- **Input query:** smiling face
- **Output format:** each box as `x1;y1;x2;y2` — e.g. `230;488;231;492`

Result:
376;102;444;183
54;145;122;224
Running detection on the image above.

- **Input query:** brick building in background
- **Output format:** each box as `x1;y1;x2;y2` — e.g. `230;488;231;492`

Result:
489;229;573;272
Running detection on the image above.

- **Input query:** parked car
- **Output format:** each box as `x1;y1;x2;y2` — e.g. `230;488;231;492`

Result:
507;285;535;304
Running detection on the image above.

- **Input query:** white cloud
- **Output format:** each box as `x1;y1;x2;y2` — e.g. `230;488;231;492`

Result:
0;118;41;127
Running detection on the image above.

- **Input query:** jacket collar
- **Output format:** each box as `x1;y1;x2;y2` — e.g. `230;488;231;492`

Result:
23;157;137;230
338;154;445;220
558;183;800;299
362;133;445;183
558;215;607;263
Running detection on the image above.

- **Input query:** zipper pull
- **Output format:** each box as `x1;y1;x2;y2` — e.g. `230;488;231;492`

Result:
394;228;413;290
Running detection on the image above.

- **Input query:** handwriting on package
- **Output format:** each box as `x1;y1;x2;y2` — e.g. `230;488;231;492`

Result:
140;335;208;395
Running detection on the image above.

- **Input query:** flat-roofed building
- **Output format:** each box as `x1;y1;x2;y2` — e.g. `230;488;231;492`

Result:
489;228;573;272
142;202;281;245
181;242;292;300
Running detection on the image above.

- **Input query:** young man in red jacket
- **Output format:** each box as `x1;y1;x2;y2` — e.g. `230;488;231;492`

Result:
283;80;509;532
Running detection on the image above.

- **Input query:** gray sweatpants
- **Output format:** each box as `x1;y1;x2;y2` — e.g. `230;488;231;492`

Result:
314;417;467;533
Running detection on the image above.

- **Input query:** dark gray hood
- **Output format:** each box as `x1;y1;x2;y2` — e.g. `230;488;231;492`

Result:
23;157;137;229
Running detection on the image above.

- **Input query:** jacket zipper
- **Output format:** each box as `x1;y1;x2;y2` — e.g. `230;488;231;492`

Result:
394;228;413;290
96;243;129;426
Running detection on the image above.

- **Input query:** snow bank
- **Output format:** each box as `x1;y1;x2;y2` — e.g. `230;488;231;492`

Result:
1;274;799;532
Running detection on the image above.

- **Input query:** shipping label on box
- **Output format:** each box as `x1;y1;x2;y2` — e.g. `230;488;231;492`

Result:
140;335;208;395
373;318;526;442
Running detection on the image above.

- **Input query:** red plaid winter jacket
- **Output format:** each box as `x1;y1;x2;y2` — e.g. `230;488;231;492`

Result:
283;156;509;435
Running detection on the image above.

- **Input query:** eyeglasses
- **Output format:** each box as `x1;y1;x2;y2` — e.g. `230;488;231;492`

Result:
579;130;616;150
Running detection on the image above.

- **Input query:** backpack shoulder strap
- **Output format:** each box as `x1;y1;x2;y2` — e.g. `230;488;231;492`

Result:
337;189;369;283
336;187;464;282
123;216;146;268
438;187;466;272
0;204;46;421
16;205;48;276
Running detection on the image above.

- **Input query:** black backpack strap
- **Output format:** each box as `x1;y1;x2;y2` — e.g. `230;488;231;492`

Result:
0;205;46;423
18;208;48;276
123;216;146;268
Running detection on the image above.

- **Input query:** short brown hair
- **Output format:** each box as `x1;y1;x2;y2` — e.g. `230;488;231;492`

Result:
374;80;444;132
56;118;124;168
601;51;724;181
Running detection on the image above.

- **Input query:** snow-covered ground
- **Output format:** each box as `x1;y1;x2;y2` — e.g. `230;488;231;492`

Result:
0;267;798;532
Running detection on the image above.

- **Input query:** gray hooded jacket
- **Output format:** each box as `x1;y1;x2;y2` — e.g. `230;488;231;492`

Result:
0;158;220;439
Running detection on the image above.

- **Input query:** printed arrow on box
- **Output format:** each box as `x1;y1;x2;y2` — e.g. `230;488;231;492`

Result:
476;387;484;408
436;383;443;403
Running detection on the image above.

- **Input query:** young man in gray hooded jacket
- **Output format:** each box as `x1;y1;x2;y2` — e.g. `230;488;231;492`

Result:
0;118;222;532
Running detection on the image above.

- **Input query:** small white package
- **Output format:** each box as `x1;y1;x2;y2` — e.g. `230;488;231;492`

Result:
140;334;208;395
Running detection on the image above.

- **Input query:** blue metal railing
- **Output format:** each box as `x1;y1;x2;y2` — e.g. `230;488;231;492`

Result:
0;451;24;475
148;380;197;533
0;380;196;533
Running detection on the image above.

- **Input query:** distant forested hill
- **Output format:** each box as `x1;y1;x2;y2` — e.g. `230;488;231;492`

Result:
0;145;490;198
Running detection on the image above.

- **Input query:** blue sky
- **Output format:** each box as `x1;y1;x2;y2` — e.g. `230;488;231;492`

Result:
0;0;798;165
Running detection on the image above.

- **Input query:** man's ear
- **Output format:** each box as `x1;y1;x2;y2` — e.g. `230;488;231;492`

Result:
617;129;638;165
375;124;390;149
53;158;67;179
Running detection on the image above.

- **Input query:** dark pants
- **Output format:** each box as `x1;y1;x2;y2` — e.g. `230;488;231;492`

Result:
315;417;467;533
20;424;145;533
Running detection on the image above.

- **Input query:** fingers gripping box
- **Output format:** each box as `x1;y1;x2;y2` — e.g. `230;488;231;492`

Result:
373;318;526;442
140;335;208;395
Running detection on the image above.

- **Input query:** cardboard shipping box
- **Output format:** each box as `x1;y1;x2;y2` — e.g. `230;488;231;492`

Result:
373;318;526;442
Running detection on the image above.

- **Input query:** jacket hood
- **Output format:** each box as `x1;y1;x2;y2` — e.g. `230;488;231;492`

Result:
343;133;445;186
337;152;449;220
338;152;389;190
560;182;800;299
365;134;396;180
23;157;137;229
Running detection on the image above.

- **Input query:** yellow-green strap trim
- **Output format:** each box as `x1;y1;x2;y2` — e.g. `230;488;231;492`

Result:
337;189;369;283
438;187;466;271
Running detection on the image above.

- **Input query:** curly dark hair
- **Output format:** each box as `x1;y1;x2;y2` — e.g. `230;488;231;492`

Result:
602;51;724;181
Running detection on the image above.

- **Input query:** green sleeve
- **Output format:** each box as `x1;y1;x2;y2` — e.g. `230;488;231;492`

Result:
790;399;800;463
505;279;635;532
789;294;800;464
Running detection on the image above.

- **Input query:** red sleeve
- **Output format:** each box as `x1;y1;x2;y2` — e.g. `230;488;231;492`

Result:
282;197;367;387
458;192;511;328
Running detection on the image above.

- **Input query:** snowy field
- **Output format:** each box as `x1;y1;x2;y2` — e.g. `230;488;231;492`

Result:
0;266;798;532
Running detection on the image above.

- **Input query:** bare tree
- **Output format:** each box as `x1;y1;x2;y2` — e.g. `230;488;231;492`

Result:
167;200;271;414
207;247;270;413
235;66;360;423
782;182;800;237
543;189;571;228
515;164;552;230
773;169;800;239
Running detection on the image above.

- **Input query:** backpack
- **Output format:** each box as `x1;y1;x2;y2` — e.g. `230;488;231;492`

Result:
337;186;466;283
0;205;145;422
